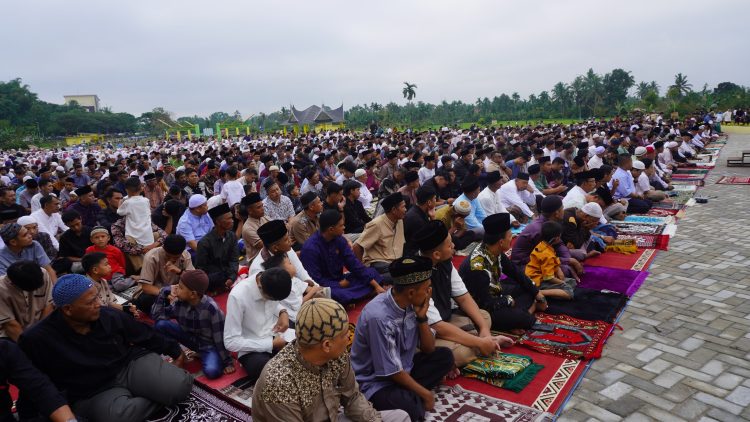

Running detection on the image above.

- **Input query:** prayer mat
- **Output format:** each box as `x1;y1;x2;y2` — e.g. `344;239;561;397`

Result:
146;383;252;421
517;313;614;360
673;169;710;174
461;353;544;392
717;176;750;185
444;343;585;414
623;215;674;225
585;247;657;271
611;222;665;235
671;179;704;187
646;207;682;217
577;266;649;297
652;200;687;210
543;288;628;323
615;233;670;249
670;174;706;181
426;385;554;422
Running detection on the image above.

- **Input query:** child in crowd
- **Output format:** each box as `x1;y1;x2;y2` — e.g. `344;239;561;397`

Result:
261;253;328;322
151;269;235;379
81;252;139;315
117;176;155;247
85;226;137;292
524;221;577;300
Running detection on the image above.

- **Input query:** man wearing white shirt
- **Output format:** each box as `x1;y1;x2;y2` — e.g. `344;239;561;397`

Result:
354;169;373;210
498;173;537;223
587;146;606;169
220;167;245;208
30;195;67;249
562;171;595;210
418;155;436;184
633;160;667;202
224;267;295;384
30;179;56;213
477;171;518;226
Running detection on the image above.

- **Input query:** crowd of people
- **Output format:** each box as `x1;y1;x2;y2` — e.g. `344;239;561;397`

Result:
0;110;726;421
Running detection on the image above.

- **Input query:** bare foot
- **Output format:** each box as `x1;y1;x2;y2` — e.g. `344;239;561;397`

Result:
444;367;461;380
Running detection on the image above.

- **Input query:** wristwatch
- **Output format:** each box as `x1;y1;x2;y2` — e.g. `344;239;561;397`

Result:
415;315;429;324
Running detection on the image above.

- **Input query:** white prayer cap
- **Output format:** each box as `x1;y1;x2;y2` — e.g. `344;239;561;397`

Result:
22;176;32;182
56;166;65;172
188;194;207;208
666;141;679;148
581;202;603;219
17;215;36;226
206;195;224;210
594;146;606;155
634;147;647;156
632;160;646;170
354;169;366;178
592;133;601;139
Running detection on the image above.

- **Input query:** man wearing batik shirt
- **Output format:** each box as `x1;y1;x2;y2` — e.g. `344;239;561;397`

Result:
253;298;409;422
351;256;454;422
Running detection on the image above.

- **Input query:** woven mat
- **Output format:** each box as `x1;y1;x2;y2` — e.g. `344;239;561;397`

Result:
146;383;252;421
426;385;554;422
717;176;750;185
517;313;614;360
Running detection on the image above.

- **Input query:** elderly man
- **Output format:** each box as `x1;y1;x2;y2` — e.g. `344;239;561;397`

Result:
0;224;56;282
288;191;321;250
353;192;406;281
459;213;547;332
414;221;514;368
609;154;652;214
30;195;67;250
562;170;596;210
253;298;410;422
0;261;54;342
176;194;214;254
19;274;193;422
17;215;57;261
561;202;605;261
499;173;538;224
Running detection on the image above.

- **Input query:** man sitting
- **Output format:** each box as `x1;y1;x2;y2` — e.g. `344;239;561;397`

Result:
152;269;235;380
19;274;193;422
240;192;270;260
0;223;56;281
30;195;67;251
301;210;384;304
413;221;513;367
134;234;194;315
609;154;652;214
403;185;436;256
351;256;454;421
195;203;238;292
459;213;547;332
252;298;409;422
499;173;537;224
0;261;53;342
342;180;371;242
176;194;214;256
353;192;406;282
453;176;487;236
562;170;596;210
288;191;322;250
561;203;605;261
224;267;294;383
434;199;481;251
56;210;93;274
17;215;57;261
477;171;519;227
248;220;317;288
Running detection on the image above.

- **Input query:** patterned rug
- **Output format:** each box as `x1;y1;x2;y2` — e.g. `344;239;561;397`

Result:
426;385;554;422
616;233;670;249
671;179;705;186
716;176;750;185
623;215;674;225
611;222;665;236
673;169;710;174
517;313;614;360
146;383;252;421
646;208;683;217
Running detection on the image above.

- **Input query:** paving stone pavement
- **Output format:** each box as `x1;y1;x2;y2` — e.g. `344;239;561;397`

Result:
558;130;750;422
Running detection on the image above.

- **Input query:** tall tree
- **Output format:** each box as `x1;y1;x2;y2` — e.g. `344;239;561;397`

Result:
402;82;417;102
671;73;692;97
551;82;570;117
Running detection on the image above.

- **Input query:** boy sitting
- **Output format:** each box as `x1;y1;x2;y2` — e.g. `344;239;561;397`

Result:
261;253;329;323
81;253;139;315
85;226;137;292
151;269;235;379
525;221;577;300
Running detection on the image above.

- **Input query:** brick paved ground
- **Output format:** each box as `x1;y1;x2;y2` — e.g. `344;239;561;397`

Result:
558;130;750;422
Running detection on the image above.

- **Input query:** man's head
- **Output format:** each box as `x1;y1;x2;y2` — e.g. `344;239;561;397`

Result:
574;170;596;192
208;203;233;231
414;220;453;264
174;269;210;301
241;193;264;219
343;180;361;201
0;223;32;249
300;191;322;215
390;256;433;306
617;154;633;170
24;178;39;195
62;210;83;234
320;209;345;238
38;178;53;195
579;202;604;229
257;267;293;301
39;195;60;215
6;260;45;292
102;187;123;210
81;251;111;279
482;212;512;252
265;180;282;202
0;187;15;206
258;220;292;254
186;168;199;186
630;160;645;177
461;176;480;200
514;173;530;191
381;192;406;220
325;182;343;205
163;234;187;259
404;171;419;189
188;194;208;216
89;226;110;248
144;173;157;187
74;186;95;206
295;298;350;361
540;195;564;220
53;274;99;323
415;185;436;208
433;169;449;189
17;216;38;237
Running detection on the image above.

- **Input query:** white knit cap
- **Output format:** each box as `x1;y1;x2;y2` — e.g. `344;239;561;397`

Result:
581;202;603;219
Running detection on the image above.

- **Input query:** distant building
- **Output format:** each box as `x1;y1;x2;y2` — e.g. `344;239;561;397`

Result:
63;95;100;112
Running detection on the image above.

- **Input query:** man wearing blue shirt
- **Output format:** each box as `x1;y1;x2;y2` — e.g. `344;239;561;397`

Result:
608;154;652;214
176;194;214;254
454;176;487;237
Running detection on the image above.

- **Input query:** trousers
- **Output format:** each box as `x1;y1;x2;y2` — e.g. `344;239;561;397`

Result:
434;310;492;367
73;353;193;422
488;282;537;331
238;351;275;384
153;320;226;379
369;347;454;421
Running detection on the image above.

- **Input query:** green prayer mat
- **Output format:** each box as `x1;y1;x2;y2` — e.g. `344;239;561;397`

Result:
461;352;544;392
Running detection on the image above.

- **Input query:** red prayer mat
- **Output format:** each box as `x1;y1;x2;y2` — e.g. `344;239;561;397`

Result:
616;234;670;250
444;343;586;414
584;248;657;271
716;176;750;185
517;313;614;360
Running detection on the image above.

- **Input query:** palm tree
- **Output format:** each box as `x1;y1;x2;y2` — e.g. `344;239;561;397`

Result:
402;82;417;102
671;73;692;97
552;82;569;116
647;81;660;96
636;81;650;100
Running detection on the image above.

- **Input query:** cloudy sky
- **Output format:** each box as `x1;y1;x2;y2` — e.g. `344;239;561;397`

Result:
3;0;748;118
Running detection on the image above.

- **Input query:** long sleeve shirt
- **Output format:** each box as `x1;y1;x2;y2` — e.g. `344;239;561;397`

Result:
151;288;232;365
454;193;486;230
608;167;636;200
477;187;516;222
194;229;239;279
498;180;535;218
223;277;294;356
19;308;181;403
30;209;67;249
176;211;214;252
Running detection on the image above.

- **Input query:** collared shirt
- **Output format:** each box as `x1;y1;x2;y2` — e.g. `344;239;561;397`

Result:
477;187;516;223
30;209;67;249
241;215;271;260
69;201;100;228
635;172;652;195
139;247;194;289
223;276;293;357
0;270;52;337
498;180;535;218
71;173;90;188
351;290;421;399
0;242;51;276
253;341;379;422
263;196;296;221
609;167;636;200
455;193;487;230
525;241;559;285
358;180;373;209
587;155;604;169
418;166;435;185
354;214;405;266
176;211;214;251
195;229;239;280
220;179;245;207
289;211;318;247
562;185;588;210
30;192;56;213
152;287;232;365
19;308;182;403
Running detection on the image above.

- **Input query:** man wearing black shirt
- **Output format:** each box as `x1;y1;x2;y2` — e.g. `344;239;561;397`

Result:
403;185;436;256
342;180;371;236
